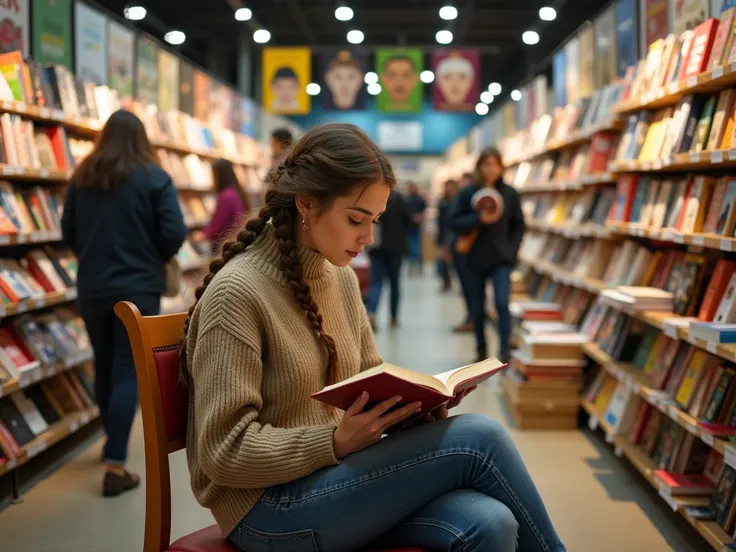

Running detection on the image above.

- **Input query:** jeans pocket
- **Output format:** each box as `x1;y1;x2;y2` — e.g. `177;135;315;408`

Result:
237;524;318;552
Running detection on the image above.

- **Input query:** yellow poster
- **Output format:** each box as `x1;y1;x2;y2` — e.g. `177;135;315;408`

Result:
263;47;311;115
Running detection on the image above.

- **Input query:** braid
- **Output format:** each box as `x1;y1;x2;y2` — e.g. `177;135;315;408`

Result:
178;205;271;384
272;207;340;386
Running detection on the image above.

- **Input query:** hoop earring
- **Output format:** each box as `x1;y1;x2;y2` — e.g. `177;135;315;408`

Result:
302;214;308;230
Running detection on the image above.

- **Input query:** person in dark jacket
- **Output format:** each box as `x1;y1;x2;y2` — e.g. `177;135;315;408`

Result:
451;148;525;363
61;109;188;497
450;172;476;333
436;178;458;292
404;181;427;276
365;190;414;330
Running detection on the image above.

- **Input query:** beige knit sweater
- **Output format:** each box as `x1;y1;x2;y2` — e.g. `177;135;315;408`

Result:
185;224;383;536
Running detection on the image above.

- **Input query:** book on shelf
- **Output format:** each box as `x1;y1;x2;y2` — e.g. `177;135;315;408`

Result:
655;471;717;495
689;322;736;343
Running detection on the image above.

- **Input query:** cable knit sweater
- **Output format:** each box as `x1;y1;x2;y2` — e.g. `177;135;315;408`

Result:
185;224;383;536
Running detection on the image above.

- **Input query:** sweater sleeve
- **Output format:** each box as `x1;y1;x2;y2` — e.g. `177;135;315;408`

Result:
191;325;339;489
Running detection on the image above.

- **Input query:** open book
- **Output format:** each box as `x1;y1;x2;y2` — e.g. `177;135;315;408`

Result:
311;357;507;412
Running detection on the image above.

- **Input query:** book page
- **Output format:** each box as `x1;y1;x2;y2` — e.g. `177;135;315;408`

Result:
436;357;506;394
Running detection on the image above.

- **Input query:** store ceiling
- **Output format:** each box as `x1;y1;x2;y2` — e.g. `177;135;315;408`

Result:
99;0;613;100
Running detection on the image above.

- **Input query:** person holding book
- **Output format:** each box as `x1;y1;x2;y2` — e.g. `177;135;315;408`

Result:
436;178;458;292
180;123;564;552
450;172;476;333
203;159;250;254
62;109;188;497
451;147;525;364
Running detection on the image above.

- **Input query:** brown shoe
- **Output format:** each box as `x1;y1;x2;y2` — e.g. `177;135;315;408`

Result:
452;322;473;333
103;470;140;497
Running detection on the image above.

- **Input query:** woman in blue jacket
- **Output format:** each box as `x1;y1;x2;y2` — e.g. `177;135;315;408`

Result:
62;110;188;497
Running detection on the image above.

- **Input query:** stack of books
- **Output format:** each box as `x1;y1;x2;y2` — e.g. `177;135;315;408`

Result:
600;287;674;312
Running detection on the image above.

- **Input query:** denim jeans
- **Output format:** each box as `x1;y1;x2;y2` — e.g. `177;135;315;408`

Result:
366;251;403;321
452;251;472;322
407;229;422;273
229;414;566;552
466;264;512;357
79;294;160;464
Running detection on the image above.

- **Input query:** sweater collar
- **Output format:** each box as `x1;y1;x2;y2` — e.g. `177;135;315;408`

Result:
251;223;332;283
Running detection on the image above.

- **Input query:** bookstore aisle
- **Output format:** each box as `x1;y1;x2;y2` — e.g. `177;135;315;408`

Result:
0;274;707;552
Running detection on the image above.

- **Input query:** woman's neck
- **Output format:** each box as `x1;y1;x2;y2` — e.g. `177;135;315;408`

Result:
295;220;320;253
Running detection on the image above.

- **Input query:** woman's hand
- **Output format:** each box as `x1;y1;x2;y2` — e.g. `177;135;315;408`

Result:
333;393;422;459
422;386;479;423
479;209;500;224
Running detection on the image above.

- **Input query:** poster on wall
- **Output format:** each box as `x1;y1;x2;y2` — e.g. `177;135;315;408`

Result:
239;97;256;137
579;27;595;98
179;62;194;115
673;0;708;34
194;71;210;121
158;49;179;112
0;0;28;56
33;0;72;67
107;21;134;98
262;47;311;114
136;37;158;105
376;48;423;113
595;7;617;89
431;49;479;112
615;0;638;77
645;0;669;48
74;2;107;85
552;50;567;107
319;49;367;111
565;37;580;105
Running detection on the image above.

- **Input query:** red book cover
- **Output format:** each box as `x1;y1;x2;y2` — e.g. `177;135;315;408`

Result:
587;132;617;173
628;402;652;445
0;419;20;457
698;259;736;321
521;311;563;321
0;327;36;370
674;176;695;230
23;254;55;293
45;127;69;170
655;470;716;494
709;9;736;70
609;175;639;223
682;19;720;79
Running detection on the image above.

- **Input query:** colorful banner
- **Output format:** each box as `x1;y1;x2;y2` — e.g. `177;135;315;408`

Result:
136;36;157;105
74;2;107;84
615;0;638;77
431;49;479;112
157;49;179;112
673;0;708;34
320;49;367;111
33;0;71;67
595;7;617;89
179;61;194;115
645;0;669;48
194;70;210;122
107;21;134;98
376;48;422;113
553;50;567;107
262;47;311;114
0;0;29;56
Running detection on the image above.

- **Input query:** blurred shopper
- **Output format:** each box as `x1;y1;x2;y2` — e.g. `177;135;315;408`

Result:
450;172;475;332
366;190;414;330
270;127;293;162
204;159;251;254
404;181;426;275
62;110;188;497
452;148;525;363
436;178;459;292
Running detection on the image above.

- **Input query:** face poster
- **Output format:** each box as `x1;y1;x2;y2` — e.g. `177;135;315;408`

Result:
376;48;422;113
321;49;366;110
0;0;28;56
262;47;311;115
432;49;479;112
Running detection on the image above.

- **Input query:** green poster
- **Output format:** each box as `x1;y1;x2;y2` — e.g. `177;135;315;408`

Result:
376;48;423;113
32;0;72;67
136;37;158;105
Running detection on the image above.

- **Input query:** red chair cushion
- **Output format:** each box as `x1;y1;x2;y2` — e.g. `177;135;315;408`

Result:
153;345;188;443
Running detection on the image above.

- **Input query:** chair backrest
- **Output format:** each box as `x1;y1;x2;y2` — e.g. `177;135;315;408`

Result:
115;301;189;552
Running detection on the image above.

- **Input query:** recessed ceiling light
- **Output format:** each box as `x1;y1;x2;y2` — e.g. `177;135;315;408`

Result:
475;103;489;116
539;7;557;21
306;83;321;96
523;30;540;45
439;6;458;20
124;5;146;21
511;89;522;101
367;83;382;95
253;29;271;43
347;30;364;44
335;6;354;21
480;91;493;104
420;70;435;84
164;30;185;45
436;30;453;44
235;8;252;21
364;71;378;85
488;82;502;95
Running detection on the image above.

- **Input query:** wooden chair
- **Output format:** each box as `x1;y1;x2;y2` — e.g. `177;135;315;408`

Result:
115;300;426;552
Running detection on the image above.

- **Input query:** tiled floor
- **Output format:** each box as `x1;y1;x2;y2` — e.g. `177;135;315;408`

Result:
0;272;707;551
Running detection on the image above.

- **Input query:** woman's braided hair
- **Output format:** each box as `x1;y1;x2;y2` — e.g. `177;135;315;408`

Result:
179;123;396;385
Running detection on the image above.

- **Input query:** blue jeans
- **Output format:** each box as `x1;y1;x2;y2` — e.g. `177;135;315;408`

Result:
407;229;422;271
466;264;512;356
79;294;160;464
229;414;565;552
452;251;472;321
366;251;403;321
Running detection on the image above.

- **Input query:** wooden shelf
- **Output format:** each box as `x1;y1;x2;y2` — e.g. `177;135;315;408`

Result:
0;164;71;183
609;150;736;173
0;288;78;318
519;255;606;294
527;220;615;240
517;172;617;194
0;349;93;398
0;230;63;246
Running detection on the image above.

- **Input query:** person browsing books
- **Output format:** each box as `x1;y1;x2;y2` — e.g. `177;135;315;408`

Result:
451;147;525;364
203;159;250;254
180;123;564;552
61;110;188;497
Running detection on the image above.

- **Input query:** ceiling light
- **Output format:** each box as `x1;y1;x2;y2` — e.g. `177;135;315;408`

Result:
335;6;354;21
488;82;502;95
124;5;146;21
235;8;252;21
439;5;458;20
306;83;321;96
164;30;185;45
364;71;378;85
511;89;522;101
347;30;364;44
253;29;271;43
475;103;489;116
539;7;557;21
523;30;540;45
420;70;435;84
480;91;493;104
436;30;453;44
367;83;382;96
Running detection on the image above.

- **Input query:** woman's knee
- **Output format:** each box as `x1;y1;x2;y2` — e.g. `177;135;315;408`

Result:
449;413;512;444
478;498;519;551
